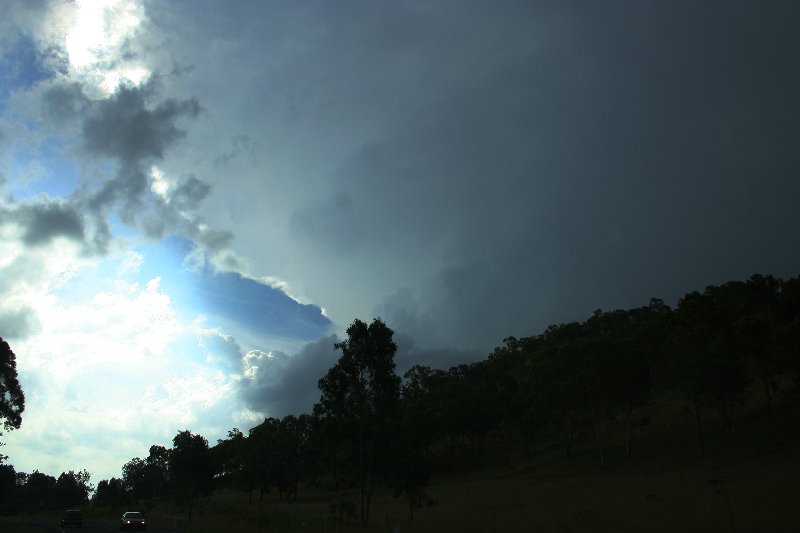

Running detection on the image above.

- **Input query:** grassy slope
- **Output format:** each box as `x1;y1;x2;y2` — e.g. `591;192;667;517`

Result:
159;387;800;533
17;387;800;533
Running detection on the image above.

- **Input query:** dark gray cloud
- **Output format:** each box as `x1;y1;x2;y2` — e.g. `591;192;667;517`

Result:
26;78;226;257
393;332;481;374
81;84;201;164
169;175;211;211
84;164;149;223
289;0;800;351
67;82;208;252
237;334;339;417
19;201;85;246
40;81;88;125
0;201;85;248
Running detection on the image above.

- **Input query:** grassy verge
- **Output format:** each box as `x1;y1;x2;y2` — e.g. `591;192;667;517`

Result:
0;516;52;532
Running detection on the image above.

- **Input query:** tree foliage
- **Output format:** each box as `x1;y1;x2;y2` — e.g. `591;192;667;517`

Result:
315;318;401;524
0;338;25;447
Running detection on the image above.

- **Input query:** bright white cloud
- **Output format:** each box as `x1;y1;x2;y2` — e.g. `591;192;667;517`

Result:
65;0;148;97
1;240;240;481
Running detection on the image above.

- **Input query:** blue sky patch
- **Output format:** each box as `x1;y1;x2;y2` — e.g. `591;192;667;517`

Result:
151;237;332;342
0;35;58;109
7;139;79;200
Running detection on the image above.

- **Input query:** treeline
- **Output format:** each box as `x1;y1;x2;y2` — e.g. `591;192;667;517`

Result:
0;468;92;515
2;274;799;524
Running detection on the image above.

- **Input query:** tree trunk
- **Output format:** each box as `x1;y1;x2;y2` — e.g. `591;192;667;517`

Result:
590;404;607;466
564;415;574;457
365;464;373;525
723;399;738;444
692;391;705;456
759;371;774;414
622;407;633;460
359;423;365;525
333;462;339;493
523;431;531;458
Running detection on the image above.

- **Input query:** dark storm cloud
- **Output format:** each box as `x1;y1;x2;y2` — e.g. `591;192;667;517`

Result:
393;332;481;374
292;1;800;350
238;334;339;417
81;84;201;164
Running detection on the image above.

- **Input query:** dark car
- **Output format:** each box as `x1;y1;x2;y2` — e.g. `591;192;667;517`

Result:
61;509;83;527
61;509;83;528
119;511;146;530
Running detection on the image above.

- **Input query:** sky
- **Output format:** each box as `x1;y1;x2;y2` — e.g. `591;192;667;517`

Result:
1;0;799;483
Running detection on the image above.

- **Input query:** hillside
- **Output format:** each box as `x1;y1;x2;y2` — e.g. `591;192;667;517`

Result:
96;386;800;533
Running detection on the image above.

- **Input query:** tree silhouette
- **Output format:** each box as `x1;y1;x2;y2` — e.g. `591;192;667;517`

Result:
54;470;92;507
94;477;125;507
315;318;401;525
0;338;25;459
169;430;213;522
0;463;16;513
778;276;800;388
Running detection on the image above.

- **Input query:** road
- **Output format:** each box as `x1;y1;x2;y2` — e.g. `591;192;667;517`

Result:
32;521;178;533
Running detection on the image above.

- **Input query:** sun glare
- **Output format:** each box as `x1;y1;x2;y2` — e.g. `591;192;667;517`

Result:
149;165;170;198
64;0;148;97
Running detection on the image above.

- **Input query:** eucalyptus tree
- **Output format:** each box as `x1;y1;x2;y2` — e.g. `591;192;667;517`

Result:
670;285;751;452
0;338;24;457
94;477;125;507
0;463;16;513
169;430;214;522
315;318;401;525
18;470;56;512
394;365;442;519
620;298;671;457
702;283;752;440
533;322;586;457
741;275;783;411
54;470;92;507
244;417;281;503
581;309;627;465
213;428;246;488
779;275;800;388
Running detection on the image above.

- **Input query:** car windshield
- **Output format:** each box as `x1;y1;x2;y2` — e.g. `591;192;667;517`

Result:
124;512;143;519
65;510;81;516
